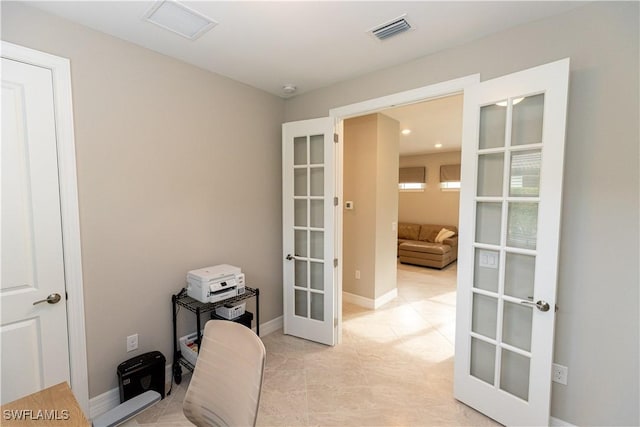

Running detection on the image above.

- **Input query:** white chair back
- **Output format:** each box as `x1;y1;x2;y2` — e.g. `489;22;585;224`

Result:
183;320;266;427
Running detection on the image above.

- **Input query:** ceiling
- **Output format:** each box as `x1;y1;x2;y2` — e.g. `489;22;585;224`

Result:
383;94;463;156
26;1;586;157
29;1;587;99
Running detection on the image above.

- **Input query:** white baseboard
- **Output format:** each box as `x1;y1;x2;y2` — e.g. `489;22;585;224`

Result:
550;416;576;426
89;316;283;418
89;387;120;420
343;288;398;310
255;315;283;337
374;288;398;308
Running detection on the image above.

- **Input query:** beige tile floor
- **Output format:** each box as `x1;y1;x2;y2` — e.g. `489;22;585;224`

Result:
123;262;500;427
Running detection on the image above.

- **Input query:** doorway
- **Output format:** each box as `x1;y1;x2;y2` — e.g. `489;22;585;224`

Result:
340;93;463;306
339;93;464;388
330;75;478;343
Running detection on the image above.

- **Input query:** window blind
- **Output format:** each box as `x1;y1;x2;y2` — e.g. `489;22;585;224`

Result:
440;164;461;182
399;167;426;184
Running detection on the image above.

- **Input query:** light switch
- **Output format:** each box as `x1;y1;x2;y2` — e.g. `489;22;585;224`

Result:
479;250;498;269
345;201;354;210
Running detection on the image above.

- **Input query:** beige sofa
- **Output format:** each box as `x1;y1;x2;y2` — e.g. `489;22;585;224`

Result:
397;223;458;269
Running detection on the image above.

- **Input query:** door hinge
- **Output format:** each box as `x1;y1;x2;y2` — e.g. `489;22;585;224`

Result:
334;197;338;206
333;258;338;267
333;133;339;143
334;318;338;327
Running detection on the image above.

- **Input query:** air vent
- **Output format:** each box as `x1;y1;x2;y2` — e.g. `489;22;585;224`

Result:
370;15;412;41
143;0;217;40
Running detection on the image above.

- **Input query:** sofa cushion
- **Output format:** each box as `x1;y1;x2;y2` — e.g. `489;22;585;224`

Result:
398;223;420;241
399;241;451;255
418;224;457;239
442;236;458;247
397;238;413;247
435;228;456;243
418;228;440;243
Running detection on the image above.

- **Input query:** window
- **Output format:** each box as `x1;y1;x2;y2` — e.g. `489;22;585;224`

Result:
440;181;461;190
440;164;461;192
399;182;426;191
399;167;426;192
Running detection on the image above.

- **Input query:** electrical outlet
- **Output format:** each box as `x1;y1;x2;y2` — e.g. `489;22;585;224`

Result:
126;334;138;352
355;270;361;280
552;363;568;385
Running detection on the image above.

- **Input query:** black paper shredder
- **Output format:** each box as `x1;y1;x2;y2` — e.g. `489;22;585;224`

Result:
117;351;165;403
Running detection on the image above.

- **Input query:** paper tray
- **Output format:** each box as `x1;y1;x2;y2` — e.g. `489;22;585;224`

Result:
178;331;202;367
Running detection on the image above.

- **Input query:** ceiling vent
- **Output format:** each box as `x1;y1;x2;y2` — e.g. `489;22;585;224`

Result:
369;15;412;41
143;0;217;40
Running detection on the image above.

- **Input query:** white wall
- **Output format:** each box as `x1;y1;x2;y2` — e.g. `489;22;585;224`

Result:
284;3;640;425
2;3;285;398
399;151;461;227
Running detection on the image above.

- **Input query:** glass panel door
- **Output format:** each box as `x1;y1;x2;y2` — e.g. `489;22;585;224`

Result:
282;118;335;346
454;59;570;426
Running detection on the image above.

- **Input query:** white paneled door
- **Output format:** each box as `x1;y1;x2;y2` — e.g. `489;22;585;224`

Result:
454;59;570;426
1;57;71;403
282;118;336;346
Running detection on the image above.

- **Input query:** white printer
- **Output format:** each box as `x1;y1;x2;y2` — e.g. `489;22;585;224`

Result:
186;264;246;304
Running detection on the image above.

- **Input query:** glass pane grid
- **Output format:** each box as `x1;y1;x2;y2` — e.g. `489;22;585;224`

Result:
470;93;543;402
500;349;531;401
309;134;324;165
291;133;326;324
470;336;496;385
310;261;324;291
471;287;499;299
502;301;533;352
512;94;544;147
477;147;507;155
469;331;497;346
294;136;308;166
498;341;533;358
479;103;507;149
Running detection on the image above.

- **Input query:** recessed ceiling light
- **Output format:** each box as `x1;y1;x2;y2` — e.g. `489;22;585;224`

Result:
143;0;217;40
435;143;443;148
401;129;411;135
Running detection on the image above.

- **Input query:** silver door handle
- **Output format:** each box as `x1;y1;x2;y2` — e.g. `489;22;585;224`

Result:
33;293;62;305
520;299;550;312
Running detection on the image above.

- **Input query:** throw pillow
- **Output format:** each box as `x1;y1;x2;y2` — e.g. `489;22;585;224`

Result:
435;228;456;243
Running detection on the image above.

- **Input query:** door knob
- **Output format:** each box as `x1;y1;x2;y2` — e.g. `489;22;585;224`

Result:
286;254;295;261
33;293;62;305
520;299;550;312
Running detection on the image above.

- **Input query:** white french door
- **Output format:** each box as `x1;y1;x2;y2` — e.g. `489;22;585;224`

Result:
282;118;336;346
1;57;71;403
454;59;570;426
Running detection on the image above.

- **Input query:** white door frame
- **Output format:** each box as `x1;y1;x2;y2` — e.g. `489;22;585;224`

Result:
1;41;89;413
328;74;480;342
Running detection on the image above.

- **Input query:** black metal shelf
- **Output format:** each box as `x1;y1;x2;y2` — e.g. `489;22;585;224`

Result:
174;287;259;314
171;286;260;384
